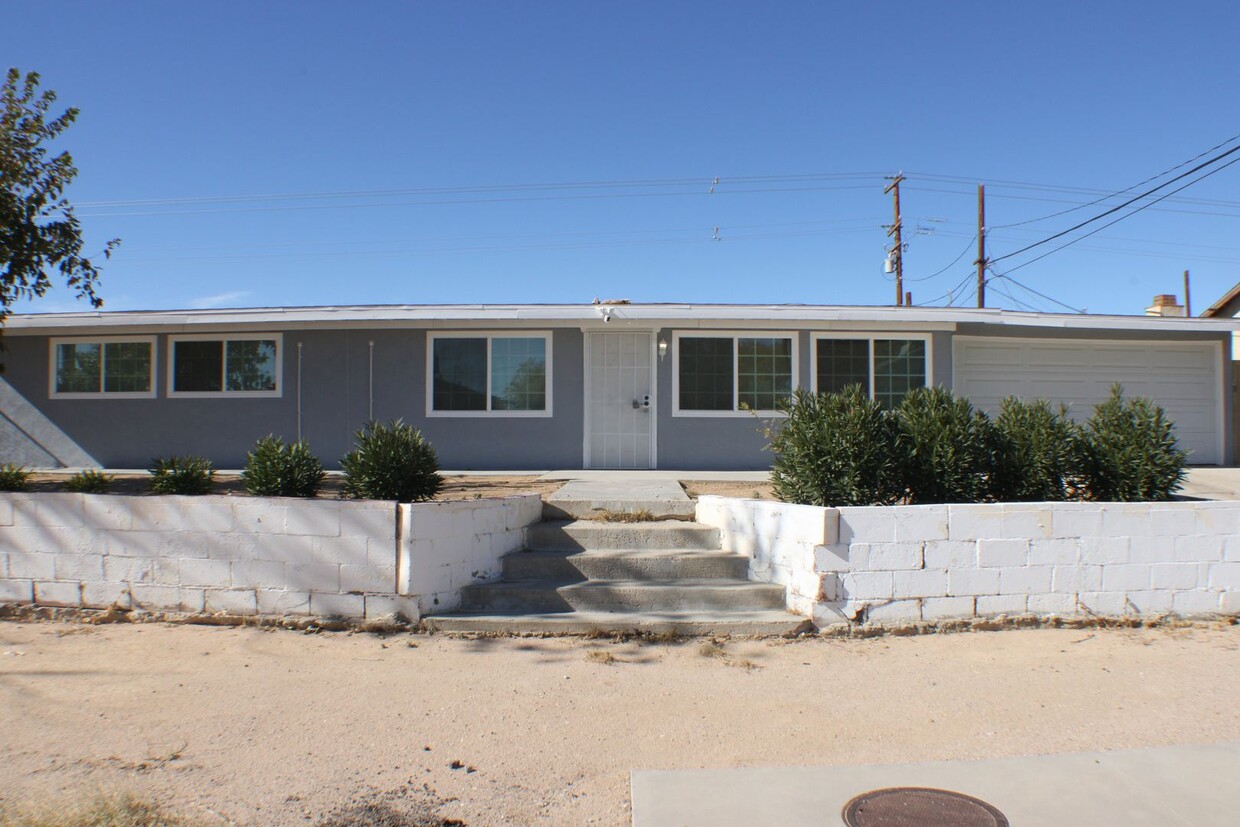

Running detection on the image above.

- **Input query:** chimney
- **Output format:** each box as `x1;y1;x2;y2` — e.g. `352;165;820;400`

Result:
1145;294;1186;317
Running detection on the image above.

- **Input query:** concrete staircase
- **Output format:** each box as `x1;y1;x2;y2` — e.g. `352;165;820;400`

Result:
425;482;806;635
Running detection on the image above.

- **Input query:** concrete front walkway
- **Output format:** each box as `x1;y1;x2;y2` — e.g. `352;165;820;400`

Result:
631;741;1240;826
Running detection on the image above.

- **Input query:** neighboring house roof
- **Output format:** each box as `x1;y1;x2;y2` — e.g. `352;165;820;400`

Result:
6;302;1239;334
1201;282;1240;318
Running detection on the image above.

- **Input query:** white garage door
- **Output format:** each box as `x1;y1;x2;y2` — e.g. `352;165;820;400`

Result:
953;337;1223;465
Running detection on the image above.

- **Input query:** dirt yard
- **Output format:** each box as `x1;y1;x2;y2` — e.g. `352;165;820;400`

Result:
1;621;1236;825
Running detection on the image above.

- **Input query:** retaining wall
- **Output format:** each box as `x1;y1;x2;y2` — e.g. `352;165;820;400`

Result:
0;492;542;621
696;496;1239;627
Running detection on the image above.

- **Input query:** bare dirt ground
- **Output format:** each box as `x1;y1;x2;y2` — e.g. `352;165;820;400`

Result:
1;621;1236;826
680;480;775;500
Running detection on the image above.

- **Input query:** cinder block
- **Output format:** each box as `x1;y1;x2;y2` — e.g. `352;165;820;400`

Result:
1208;562;1240;591
102;556;154;583
1050;505;1103;539
179;588;206;612
1028;539;1079;567
0;497;14;526
998;566;1053;595
975;594;1027;616
364;594;421;622
179;558;232;588
1051;565;1102;594
54;553;104;581
892;568;949;599
126;498;182;532
947;505;1004;541
285;502;342;537
130;583;181;611
311;535;369;566
947;567;1000;596
231;560;287;589
99;530;167;558
811;601;852;626
34;581;82;607
852;542;923;571
1173;535;1223;564
5;525;88;554
7;552;56;580
1128;536;1177;564
340;504;398;539
1078;591;1127;615
251;534;313;563
204;588;258;615
923;540;977;569
788;569;823;602
286;562;342;592
922;596;975;621
1148;507;1197;536
1027;593;1077;615
471;503;509;536
1000;506;1052;539
309;591;365;618
1172;590;1221;616
1080;537;1130;565
171;499;234;533
34;494;87;527
1150;563;1203;591
0;579;34;603
1101;564;1151;592
840;570;894;601
892;506;949;542
152;557;181;585
1126;590;1173;614
231;501;288;534
81;496;133;531
977;539;1029;568
82;581;131;609
813;543;851;572
1192;503;1240;536
866;599;922;623
1224;536;1240;563
1099;504;1151;537
1219;591;1239;614
257;589;311;615
506;495;545;531
837;507;897;543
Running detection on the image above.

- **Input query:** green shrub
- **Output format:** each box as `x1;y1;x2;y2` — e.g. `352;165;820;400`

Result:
894;386;998;504
1077;384;1187;502
768;386;903;506
341;419;442;502
242;435;326;497
62;469;113;494
0;464;31;492
148;456;216;495
991;397;1081;502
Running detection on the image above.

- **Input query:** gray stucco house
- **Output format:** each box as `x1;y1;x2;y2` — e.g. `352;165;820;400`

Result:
0;302;1235;469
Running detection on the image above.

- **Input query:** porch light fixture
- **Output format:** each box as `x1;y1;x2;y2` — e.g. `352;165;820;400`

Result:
658;338;668;361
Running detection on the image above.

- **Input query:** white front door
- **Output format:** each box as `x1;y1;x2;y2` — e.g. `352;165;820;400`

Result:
585;331;655;469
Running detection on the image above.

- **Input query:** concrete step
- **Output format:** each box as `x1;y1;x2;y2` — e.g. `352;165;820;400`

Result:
542;479;697;521
527;520;721;552
424;609;809;636
459;579;786;614
502;549;749;581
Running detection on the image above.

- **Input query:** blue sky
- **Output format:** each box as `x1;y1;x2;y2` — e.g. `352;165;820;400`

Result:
6;1;1239;316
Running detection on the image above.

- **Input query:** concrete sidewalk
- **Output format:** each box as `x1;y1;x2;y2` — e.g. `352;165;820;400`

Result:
631;741;1240;826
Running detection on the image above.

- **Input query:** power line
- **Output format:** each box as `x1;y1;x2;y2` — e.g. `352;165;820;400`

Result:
903;233;977;282
990;270;1085;314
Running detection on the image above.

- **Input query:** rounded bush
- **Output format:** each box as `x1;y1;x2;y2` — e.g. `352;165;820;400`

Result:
768;386;903;506
0;463;31;492
341;419;443;503
991;397;1081;502
894;386;998;504
1077;384;1187;501
242;436;326;498
62;469;113;494
148;456;216;495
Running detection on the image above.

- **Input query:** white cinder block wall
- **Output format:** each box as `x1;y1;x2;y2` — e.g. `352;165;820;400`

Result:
696;497;1239;627
1;492;543;621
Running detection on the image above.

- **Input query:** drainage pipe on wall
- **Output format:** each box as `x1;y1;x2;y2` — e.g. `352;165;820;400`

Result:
296;341;304;441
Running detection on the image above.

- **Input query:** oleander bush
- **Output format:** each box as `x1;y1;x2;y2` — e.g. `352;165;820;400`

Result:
0;463;31;492
991;397;1082;502
242;435;326;497
768;386;903;506
62;469;114;494
148;455;216;495
894;386;999;504
341;419;442;502
1076;384;1187;502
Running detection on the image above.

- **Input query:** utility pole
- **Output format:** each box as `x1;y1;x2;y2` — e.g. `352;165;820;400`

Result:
975;184;987;308
884;173;905;306
1183;269;1192;317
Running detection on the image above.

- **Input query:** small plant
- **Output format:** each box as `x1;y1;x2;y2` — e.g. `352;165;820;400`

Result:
894;386;998;504
768;386;903;507
0;791;206;827
148;456;216;495
1077;384;1187;502
341;419;443;502
62;469;113;494
991;397;1081;502
241;435;326;497
0;464;31;492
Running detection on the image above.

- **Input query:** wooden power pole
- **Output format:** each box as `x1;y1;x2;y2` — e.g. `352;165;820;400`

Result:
975;184;986;308
1184;269;1192;317
885;173;905;306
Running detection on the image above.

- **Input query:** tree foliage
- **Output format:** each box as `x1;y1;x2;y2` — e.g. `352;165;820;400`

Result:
1;67;118;335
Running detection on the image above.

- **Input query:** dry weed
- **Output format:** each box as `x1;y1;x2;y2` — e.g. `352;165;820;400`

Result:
0;791;209;827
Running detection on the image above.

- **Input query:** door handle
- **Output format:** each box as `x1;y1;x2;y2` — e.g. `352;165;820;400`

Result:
632;394;651;410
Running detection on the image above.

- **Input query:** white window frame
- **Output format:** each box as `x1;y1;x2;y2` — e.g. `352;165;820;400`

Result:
48;336;158;399
167;333;283;398
426;331;554;418
810;332;934;401
671;330;799;418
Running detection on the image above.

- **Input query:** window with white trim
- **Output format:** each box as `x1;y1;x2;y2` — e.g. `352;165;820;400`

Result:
50;337;156;398
814;335;929;408
169;335;281;396
675;334;795;414
429;333;550;415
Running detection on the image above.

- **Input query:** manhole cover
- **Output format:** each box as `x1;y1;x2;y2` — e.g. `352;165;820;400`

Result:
842;787;1009;827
